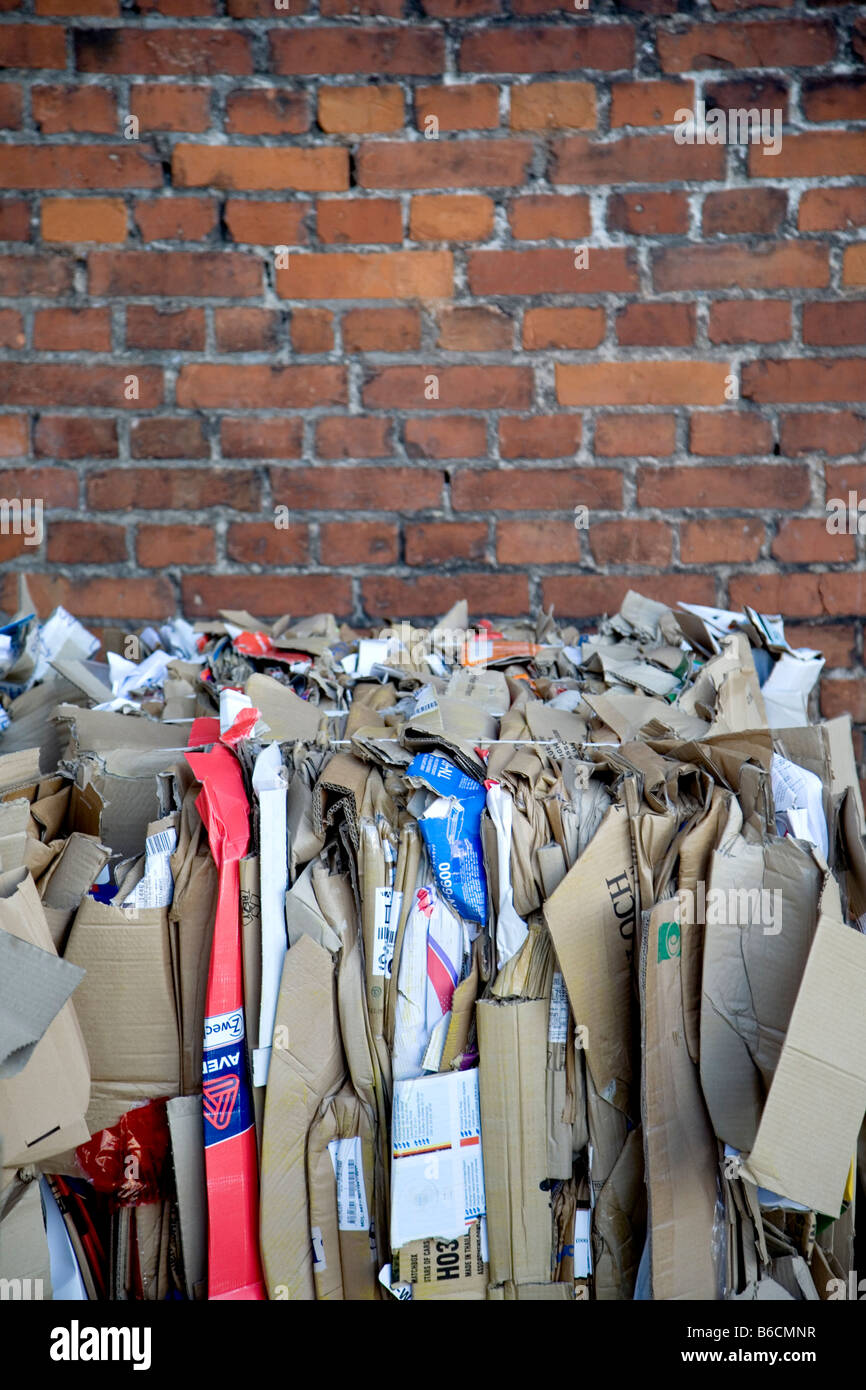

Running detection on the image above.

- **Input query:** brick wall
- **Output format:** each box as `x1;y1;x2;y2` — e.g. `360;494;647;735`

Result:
0;3;865;725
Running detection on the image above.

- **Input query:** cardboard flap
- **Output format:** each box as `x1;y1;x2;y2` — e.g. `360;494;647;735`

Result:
0;930;84;1079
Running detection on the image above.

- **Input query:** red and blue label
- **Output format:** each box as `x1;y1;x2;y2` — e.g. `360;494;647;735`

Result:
202;1007;253;1146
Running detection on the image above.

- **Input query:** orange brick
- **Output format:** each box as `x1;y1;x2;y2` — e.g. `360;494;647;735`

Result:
0;417;29;458
318;85;403;133
42;197;126;243
610;80;694;129
404;416;486;459
499;415;581;459
317;199;402;245
594;414;676;458
437;306;512;351
689;412;772;456
276;250;452;300
342;308;421;353
215;307;280;352
508;194;591;241
510;81;595;130
415;84;499;132
291;308;333;354
315;417;391;458
409;195;494;242
32;85;117;134
224;88;307;135
134;197;216;241
523;306;604;350
708;300;791;345
131;84;210;132
33;307;111;351
558;362;729;408
224;199;307;246
680;518;764;565
173;144;347;192
496;519;580;565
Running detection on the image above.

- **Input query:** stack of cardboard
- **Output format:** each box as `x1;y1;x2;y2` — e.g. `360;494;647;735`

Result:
1;583;864;1301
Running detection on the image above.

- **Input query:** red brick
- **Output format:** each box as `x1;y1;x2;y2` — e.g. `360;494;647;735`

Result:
802;303;866;347
290;308;332;355
318;199;402;245
657;20;835;73
225;89;308;136
343;308;420;354
607;191;688;236
363;574;529;619
173;145;347;192
126;306;205;351
34;416;116;458
689;412;772;456
772;519;853;565
0;418;29;459
36;0;119;12
224;200;307;246
798;188;866;233
743;359;866;405
271;30;444;76
0;199;30;241
134;197;216;241
437;306;512;351
276;250;452;300
88;467;259;511
0;365;162;407
183;574;352;619
750;133;866;180
0;466;76;503
590;520;671;567
594;414;676;458
557;361;728;407
496;520;579;565
0;147;160;190
821;679;866;724
409;195;494;243
0;26;65;68
47;522;127;565
780;413;866;458
508;195;591;241
415;84;499;132
131;417;207;459
0;83;22;129
610;80;694;128
615;302;694;347
422;0;499;16
33;307;111;351
523;307;604;350
89;250;261;296
131;84;210;132
42;197;126;243
844;246;866;286
680;518;764;565
273;467;441;511
704;77;789;120
786;624;855;670
357;141;533;190
702;188;787;236
0;310;24;349
553;134;725;185
320;521;398;565
319;85;403;134
726;573;830;620
364;366;531;410
459;27;633;73
215;307;280;352
404;417;486;459
499;416;581;459
21;575;175;621
827;464;866;504
708;300;791;345
137;524;215;567
469;248;637;295
654;243;828;292
510;82;595;130
452;467;621;511
75;29;252;75
220;419;303;459
406;522;487;566
802;78;866;123
315;418;391;459
177;365;346;409
226;522;308;566
542;574;716;619
32;85;116;134
637;464;809;510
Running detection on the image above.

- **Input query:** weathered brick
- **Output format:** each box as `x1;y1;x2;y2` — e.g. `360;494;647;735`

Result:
523;307;604;350
415;84;499;132
273;466;441;510
0;147;160;190
176;364;346;408
89;250;261;296
409;195;494;242
680;518;764;565
708;300;791;344
499;415;581;459
88;467;259;510
594;414;676;458
342;308;420;354
131;84;210;132
364;365;531;410
318;85;403;133
75;29;252;76
290;308;332;355
42;198;127;243
34;415;117;458
590;520;672;567
315;417;392;459
610;80;694;128
657;20;835;73
654;243;828;292
183;574;351;618
48;521;127;565
318;199;402;245
32;85;117;134
33;307;111;351
437;306;512;351
404;416;487;459
138;524;216;567
553;134;725;185
772;519;853;565
407;521;487;565
126;306;205;351
452;467;620;511
364;573;529;619
271;30;445;76
637;464;809;510
459;27;634;74
496;519;579;565
0;365;162;407
742;359;866;404
130;416;208;459
689;412;772;456
542;574;716;619
702;188;787;237
225;89;308;136
220;418;303;459
558;361;729;407
607;191;688;236
357;140;533;190
780;413;865;458
510;82;595;130
320;521;397;566
615;302;694;347
134;197;216;241
276;250;452;300
226;522;309;566
173;145;348;192
469;248;637;295
224;200;307;246
216;306;280;352
509;195;591;241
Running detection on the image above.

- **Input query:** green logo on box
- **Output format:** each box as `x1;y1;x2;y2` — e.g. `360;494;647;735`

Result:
658;921;681;962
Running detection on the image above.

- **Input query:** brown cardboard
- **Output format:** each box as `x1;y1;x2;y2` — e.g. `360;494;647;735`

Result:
167;1094;207;1301
393;1226;488;1301
642;895;720;1300
307;1085;377;1301
477;997;552;1287
0;867;90;1167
